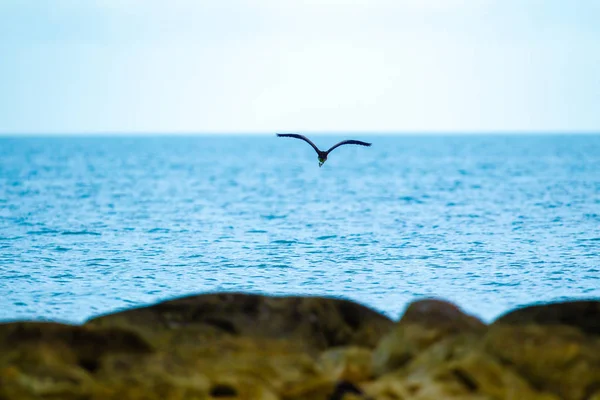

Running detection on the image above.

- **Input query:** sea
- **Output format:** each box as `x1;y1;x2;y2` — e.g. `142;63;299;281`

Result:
1;134;599;324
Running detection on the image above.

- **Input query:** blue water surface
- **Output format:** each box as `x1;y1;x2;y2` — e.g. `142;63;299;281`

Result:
1;135;599;323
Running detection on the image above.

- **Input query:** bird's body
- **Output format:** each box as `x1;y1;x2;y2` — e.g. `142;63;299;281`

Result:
276;133;371;167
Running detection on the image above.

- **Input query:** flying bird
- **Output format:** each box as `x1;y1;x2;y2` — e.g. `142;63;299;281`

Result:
276;133;372;167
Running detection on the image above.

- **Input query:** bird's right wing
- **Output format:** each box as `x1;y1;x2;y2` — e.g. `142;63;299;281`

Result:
326;139;372;154
276;133;321;155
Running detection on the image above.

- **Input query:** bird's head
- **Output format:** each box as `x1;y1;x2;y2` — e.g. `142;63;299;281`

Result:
318;156;326;167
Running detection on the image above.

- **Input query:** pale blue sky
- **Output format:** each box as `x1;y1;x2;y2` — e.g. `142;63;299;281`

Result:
1;0;599;134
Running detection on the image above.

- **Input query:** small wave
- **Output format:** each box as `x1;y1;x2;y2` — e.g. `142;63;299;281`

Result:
398;196;424;204
26;229;59;235
148;228;170;233
246;229;267;234
86;257;108;267
270;239;297;245
50;274;76;280
0;236;23;241
5;274;31;280
316;235;337;240
253;263;290;269
261;214;287;220
61;231;101;236
184;254;203;259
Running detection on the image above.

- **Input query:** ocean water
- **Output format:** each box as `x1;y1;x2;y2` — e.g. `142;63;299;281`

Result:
1;135;599;324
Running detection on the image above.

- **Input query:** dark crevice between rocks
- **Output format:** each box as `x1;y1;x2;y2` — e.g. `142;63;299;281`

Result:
491;353;517;369
491;354;546;392
203;318;239;335
329;380;364;400
322;325;342;348
584;382;600;400
79;358;100;373
385;353;413;373
240;295;260;314
337;302;362;330
406;383;420;395
451;369;479;392
210;384;238;397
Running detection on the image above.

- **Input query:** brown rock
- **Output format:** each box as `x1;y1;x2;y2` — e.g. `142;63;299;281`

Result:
487;300;600;400
366;335;560;400
493;300;600;335
589;391;600;400
0;322;152;400
86;293;393;353
319;346;373;383
484;324;600;400
2;295;599;400
372;299;485;375
0;294;393;400
0;322;152;362
400;299;485;330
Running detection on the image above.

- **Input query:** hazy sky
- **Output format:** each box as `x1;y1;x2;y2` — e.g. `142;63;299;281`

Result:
1;0;599;134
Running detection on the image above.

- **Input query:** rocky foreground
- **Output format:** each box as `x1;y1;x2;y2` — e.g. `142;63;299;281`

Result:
1;294;599;400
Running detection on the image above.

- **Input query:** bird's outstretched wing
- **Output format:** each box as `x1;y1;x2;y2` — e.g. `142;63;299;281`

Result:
276;133;321;154
326;140;372;154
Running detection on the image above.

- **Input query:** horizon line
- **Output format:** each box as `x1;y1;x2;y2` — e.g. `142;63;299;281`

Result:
1;130;600;137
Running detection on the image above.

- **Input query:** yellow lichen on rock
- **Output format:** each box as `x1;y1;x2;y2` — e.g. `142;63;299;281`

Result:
487;300;600;400
0;294;599;400
372;299;486;376
319;346;373;383
366;334;560;400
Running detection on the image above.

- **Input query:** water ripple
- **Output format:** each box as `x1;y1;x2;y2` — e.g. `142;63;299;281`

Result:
61;231;101;236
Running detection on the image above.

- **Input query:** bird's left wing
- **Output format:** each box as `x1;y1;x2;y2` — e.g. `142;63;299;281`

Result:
276;133;321;155
326;140;372;154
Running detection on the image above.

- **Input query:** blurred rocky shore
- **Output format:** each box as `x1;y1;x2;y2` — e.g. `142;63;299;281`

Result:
1;293;599;400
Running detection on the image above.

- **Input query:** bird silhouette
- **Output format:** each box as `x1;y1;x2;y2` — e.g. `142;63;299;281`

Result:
276;133;372;167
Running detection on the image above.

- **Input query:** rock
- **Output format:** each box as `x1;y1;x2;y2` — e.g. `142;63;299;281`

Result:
493;300;600;336
319;346;373;383
86;293;394;353
487;300;600;400
372;299;485;375
399;299;484;330
0;294;393;400
364;336;561;399
367;299;559;399
589;392;600;400
1;294;599;400
0;322;152;400
423;336;559;400
0;322;153;362
328;381;365;400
